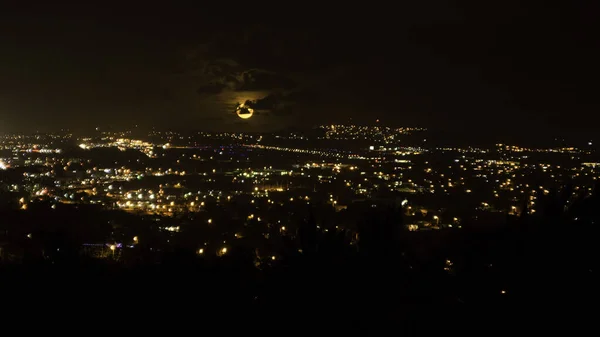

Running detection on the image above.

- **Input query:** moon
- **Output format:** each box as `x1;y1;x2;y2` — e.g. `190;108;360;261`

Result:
235;103;254;119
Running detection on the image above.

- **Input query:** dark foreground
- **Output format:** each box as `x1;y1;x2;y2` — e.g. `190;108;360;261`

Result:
2;195;598;334
1;241;595;334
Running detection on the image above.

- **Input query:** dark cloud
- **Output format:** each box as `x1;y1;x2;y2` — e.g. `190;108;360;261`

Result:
236;70;297;91
196;83;227;96
195;69;296;97
177;25;332;125
238;90;321;117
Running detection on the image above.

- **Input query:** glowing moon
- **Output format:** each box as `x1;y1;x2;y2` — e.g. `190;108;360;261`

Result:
236;103;254;119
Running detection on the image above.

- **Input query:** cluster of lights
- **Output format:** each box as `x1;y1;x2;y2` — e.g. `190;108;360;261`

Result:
318;124;425;142
496;144;587;154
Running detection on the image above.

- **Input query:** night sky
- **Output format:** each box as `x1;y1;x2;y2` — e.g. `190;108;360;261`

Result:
0;2;597;137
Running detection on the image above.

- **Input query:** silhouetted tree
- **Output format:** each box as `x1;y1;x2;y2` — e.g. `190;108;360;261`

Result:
298;211;317;255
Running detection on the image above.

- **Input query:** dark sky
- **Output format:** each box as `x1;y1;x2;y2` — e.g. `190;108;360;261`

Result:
0;2;597;137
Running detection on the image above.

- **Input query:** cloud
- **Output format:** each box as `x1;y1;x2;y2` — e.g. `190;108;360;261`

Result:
182;37;302;93
240;90;320;117
196;83;227;96
175;30;346;128
236;69;297;91
194;69;297;97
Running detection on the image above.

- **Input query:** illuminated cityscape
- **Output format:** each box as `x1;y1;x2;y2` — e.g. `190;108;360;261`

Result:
2;125;598;257
1;2;595;329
